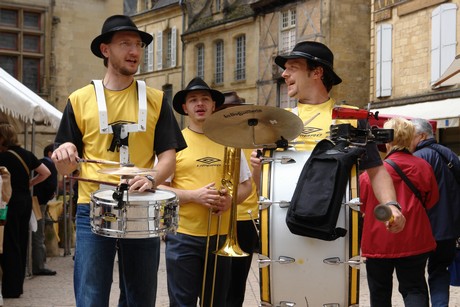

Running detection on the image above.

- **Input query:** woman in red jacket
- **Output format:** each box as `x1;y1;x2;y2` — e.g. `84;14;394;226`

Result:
360;117;439;307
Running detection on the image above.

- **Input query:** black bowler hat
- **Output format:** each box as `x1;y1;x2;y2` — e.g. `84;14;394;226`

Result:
91;15;153;58
172;77;225;115
275;41;342;85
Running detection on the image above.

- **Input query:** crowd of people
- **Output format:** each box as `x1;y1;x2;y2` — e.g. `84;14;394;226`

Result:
0;13;459;307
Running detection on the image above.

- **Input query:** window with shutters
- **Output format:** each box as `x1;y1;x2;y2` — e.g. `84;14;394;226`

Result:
0;7;44;93
147;33;154;72
279;82;296;108
279;9;296;53
431;3;457;84
235;35;245;81
157;27;177;70
139;33;154;73
215;0;221;13
376;24;392;98
214;40;224;84
196;44;204;79
162;84;173;107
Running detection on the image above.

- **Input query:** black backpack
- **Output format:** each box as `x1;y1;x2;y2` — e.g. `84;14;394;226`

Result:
286;139;365;241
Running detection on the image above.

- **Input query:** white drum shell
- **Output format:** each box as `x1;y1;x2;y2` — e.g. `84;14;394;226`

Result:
259;149;359;306
90;189;178;238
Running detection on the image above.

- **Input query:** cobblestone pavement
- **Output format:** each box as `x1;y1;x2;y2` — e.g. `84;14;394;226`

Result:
3;242;460;306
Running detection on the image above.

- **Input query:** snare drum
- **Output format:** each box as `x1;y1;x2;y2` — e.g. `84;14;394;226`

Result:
90;189;178;238
259;149;360;307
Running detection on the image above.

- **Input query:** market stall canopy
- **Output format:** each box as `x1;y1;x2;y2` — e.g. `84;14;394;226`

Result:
371;98;460;128
432;54;460;88
0;68;62;129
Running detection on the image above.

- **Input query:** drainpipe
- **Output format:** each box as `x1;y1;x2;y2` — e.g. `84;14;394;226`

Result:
179;0;187;129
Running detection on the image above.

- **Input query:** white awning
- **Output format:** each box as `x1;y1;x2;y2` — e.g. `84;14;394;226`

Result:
0;68;62;129
371;98;460;128
432;54;460;88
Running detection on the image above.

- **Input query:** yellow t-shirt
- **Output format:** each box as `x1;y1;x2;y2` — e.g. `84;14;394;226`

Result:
288;98;356;151
172;128;251;236
69;81;163;203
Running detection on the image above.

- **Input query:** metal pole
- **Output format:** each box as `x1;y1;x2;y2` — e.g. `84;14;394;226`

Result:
67;176;74;256
24;122;33;277
63;176;71;256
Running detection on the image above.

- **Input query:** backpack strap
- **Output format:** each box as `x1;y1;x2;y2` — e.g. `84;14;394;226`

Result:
429;144;455;169
385;158;425;208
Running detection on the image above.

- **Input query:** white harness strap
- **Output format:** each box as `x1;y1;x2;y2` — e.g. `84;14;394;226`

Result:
92;80;148;164
93;80;147;134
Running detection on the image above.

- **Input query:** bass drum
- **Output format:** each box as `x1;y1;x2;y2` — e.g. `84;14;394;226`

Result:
259;149;360;307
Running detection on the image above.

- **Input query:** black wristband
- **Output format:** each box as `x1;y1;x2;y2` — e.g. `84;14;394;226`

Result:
145;175;155;186
385;201;401;211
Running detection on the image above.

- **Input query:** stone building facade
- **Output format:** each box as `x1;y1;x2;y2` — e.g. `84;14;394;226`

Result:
251;0;371;109
131;0;371;129
369;0;460;152
1;0;122;111
0;0;122;151
3;0;458;153
131;0;184;125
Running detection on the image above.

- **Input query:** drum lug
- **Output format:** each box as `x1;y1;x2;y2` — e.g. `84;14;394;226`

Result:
279;301;296;307
258;254;295;268
261;300;346;307
260;156;296;164
344;197;361;211
259;197;290;210
323;255;362;269
259;300;296;307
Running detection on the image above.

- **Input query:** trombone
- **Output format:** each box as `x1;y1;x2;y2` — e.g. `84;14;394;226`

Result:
201;146;249;307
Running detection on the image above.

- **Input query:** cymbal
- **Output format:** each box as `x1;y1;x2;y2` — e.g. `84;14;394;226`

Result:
97;166;155;176
203;105;304;148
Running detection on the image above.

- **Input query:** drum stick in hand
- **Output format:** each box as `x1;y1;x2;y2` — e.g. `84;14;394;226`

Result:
77;158;134;167
374;204;394;224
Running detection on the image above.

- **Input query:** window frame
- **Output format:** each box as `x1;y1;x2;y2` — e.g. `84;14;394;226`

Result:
214;40;224;84
279;8;296;53
235;35;246;81
431;3;457;84
196;44;205;79
0;7;45;93
375;23;392;98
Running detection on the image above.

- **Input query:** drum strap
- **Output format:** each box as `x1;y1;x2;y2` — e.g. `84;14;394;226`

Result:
92;80;147;164
92;80;147;135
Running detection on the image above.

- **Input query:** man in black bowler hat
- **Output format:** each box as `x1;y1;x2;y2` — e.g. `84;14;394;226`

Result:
158;77;252;307
52;15;186;306
252;41;405;231
250;40;406;304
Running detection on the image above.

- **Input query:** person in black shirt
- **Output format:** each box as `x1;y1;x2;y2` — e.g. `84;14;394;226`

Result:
32;144;58;276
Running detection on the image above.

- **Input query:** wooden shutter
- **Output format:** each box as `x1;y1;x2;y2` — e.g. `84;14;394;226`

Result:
157;31;163;70
376;24;392;97
171;27;177;67
148;33;154;72
431;4;457;83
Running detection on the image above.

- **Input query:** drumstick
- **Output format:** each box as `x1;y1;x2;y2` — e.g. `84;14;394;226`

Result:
66;176;155;193
77;158;134;167
66;175;117;186
373;204;394;224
